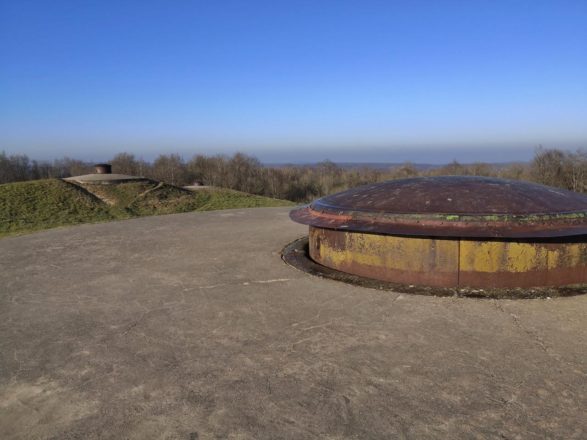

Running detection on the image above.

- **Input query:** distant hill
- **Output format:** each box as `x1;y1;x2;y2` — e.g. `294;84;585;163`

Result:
0;179;293;238
334;162;437;171
266;161;527;170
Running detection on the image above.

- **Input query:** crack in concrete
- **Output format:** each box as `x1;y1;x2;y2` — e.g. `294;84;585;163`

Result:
187;278;291;291
492;300;586;379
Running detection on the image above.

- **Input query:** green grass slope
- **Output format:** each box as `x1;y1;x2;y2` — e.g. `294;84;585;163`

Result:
0;179;294;238
0;179;116;237
130;184;293;215
80;181;293;215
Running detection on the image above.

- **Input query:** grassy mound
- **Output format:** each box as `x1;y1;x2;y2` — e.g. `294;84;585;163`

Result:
0;179;293;238
129;185;293;215
108;182;200;215
80;181;293;215
79;181;158;207
0;179;116;237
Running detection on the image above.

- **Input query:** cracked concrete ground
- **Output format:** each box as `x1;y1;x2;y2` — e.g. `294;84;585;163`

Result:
0;207;586;439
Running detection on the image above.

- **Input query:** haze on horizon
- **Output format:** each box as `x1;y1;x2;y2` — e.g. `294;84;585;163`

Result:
1;0;586;164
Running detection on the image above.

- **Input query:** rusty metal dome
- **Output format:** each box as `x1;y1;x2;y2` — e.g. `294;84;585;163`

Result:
289;176;587;290
290;176;587;238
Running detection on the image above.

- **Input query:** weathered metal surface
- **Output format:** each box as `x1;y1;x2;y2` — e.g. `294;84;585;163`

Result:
459;238;587;287
290;177;587;238
282;236;587;298
309;226;587;288
94;163;112;174
291;177;587;289
309;226;459;287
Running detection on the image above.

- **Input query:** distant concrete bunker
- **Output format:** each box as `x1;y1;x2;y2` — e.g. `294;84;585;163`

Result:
290;176;587;291
64;163;149;185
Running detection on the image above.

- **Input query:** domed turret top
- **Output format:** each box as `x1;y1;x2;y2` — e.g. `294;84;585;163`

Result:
290;176;587;238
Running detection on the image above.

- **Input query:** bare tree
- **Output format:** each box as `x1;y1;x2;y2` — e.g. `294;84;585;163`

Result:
151;154;190;186
111;152;141;176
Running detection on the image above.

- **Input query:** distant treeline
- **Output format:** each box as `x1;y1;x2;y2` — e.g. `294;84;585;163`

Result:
1;148;586;202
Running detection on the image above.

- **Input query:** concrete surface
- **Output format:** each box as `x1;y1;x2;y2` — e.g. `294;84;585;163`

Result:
64;173;148;183
0;207;586;439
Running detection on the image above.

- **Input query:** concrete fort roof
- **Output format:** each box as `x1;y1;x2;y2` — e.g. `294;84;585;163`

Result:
1;207;586;439
64;173;151;184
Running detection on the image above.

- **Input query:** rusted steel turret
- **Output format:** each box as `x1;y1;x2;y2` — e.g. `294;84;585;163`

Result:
290;176;587;289
94;163;112;174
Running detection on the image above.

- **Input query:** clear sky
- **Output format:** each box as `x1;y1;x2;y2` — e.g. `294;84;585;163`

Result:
1;0;586;163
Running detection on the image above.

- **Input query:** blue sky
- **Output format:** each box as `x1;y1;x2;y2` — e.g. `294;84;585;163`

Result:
1;0;586;163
